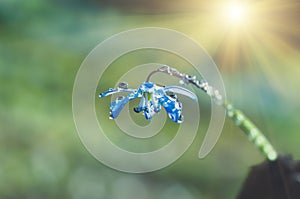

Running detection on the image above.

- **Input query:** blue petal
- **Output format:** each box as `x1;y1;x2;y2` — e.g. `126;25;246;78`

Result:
110;97;129;119
164;86;197;101
144;107;155;120
139;82;155;92
144;103;156;120
134;96;146;113
109;92;138;119
159;95;183;123
99;88;136;98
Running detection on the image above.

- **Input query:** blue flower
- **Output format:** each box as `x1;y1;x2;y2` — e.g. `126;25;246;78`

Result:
99;82;197;123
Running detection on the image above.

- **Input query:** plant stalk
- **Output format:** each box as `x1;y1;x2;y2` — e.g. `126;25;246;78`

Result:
147;65;278;161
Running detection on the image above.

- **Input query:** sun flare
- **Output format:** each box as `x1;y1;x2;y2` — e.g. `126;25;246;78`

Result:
226;4;245;23
225;2;248;25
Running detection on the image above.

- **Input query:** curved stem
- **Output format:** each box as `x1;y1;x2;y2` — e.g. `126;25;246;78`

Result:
146;65;184;82
147;65;278;161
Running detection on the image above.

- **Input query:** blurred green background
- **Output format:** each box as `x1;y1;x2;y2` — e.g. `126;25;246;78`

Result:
1;0;300;198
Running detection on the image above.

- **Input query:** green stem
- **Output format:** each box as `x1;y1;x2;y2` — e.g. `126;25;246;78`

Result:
224;102;278;161
147;65;279;161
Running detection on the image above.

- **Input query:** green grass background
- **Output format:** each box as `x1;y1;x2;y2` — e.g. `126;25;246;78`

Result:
1;1;300;198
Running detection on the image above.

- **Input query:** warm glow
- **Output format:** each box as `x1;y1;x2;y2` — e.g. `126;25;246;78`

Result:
225;3;247;24
188;0;299;73
228;5;244;20
187;0;300;96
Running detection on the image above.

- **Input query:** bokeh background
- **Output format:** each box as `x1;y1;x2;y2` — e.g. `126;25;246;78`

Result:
1;0;300;198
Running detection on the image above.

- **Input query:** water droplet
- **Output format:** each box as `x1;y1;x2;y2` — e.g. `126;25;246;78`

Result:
117;82;128;89
117;96;124;101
